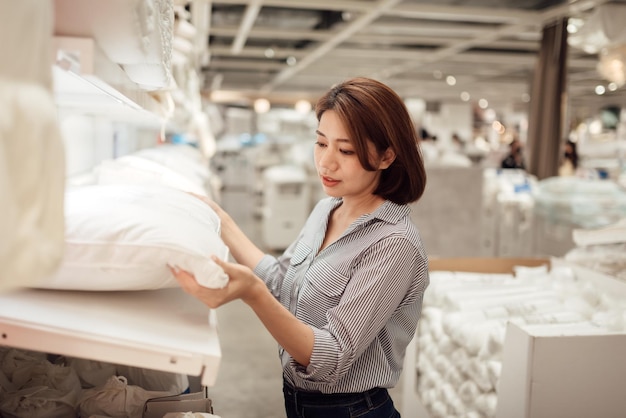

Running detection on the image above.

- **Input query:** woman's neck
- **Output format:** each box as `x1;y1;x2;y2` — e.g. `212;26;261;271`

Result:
336;195;385;222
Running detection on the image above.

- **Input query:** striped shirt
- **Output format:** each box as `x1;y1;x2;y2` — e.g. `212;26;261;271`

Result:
254;197;429;393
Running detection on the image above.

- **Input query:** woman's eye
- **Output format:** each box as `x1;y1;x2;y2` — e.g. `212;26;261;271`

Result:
315;141;327;148
340;149;355;155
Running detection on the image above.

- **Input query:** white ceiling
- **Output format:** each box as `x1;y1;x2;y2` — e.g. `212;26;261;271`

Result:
196;0;626;118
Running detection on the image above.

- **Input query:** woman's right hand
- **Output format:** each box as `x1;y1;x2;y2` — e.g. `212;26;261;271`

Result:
169;256;264;309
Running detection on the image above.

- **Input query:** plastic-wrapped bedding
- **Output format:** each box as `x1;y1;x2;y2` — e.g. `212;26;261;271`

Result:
39;184;229;291
533;177;626;228
54;0;173;90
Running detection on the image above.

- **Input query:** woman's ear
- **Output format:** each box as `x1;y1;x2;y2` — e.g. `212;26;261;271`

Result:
379;147;396;169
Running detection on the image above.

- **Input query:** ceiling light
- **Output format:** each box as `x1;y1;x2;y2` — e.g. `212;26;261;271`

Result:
478;99;489;109
566;18;584;34
608;82;618;91
295;100;311;114
492;120;505;134
521;93;531;103
446;76;456;86
589;119;603;134
254;98;270;113
286;56;297;66
460;92;470;101
568;4;626;54
264;48;275;58
597;44;626;87
595;85;606;95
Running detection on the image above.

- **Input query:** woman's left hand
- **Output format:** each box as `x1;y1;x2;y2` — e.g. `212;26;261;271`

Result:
168;257;263;309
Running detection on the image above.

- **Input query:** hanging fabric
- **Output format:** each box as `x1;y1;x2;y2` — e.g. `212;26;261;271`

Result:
0;1;66;292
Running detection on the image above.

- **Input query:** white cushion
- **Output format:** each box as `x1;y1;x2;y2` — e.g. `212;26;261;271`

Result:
40;184;228;291
132;146;210;186
95;155;208;196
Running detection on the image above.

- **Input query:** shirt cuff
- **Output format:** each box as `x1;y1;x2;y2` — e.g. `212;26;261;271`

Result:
293;327;338;383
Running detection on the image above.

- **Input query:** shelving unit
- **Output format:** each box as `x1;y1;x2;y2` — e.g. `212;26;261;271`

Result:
0;288;221;387
0;0;225;388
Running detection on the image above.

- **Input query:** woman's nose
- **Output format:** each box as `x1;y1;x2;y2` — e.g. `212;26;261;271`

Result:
318;149;337;170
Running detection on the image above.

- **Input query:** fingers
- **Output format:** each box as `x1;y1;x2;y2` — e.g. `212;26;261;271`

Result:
188;192;214;206
168;264;201;293
211;255;226;269
168;263;230;309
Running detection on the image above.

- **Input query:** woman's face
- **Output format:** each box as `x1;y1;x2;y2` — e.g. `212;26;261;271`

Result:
314;110;384;201
564;143;573;155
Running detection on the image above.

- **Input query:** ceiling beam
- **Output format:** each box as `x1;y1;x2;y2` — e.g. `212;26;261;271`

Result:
260;0;405;93
230;0;262;54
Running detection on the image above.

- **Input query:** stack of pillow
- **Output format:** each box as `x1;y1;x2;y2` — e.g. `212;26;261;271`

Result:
40;144;228;291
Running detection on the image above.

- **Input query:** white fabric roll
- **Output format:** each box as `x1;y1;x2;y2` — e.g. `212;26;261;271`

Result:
430;400;449;418
457;380;480;404
475;393;498;416
487;360;502;389
466;358;494;392
440;382;466;415
450;348;470;375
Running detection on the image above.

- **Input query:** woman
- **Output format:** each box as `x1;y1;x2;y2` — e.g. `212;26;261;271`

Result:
559;139;578;176
170;77;429;417
500;138;525;170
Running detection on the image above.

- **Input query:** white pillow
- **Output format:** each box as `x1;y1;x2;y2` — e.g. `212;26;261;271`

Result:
40;184;228;291
132;147;210;186
95;155;208;196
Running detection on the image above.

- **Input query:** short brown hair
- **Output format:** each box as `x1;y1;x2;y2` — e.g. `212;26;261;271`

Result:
315;77;426;205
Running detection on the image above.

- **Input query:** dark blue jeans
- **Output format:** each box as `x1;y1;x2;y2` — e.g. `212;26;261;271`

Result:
283;380;401;418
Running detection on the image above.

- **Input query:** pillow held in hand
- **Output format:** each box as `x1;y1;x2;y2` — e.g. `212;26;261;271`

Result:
40;184;228;291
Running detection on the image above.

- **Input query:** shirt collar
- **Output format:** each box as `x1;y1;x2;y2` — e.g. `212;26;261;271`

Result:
328;197;410;225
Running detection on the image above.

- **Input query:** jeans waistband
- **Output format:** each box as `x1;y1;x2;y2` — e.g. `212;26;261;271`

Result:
283;379;388;407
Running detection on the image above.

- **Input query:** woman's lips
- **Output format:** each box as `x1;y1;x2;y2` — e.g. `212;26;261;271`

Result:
321;176;340;187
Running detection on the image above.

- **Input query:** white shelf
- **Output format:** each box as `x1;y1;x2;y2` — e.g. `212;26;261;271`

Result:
0;288;221;387
52;36;168;125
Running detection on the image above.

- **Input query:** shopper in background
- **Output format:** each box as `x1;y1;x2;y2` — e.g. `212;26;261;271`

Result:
500;138;526;169
170;77;429;418
451;132;465;152
559;139;579;176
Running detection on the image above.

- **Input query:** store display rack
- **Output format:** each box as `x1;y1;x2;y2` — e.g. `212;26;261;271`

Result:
0;287;221;387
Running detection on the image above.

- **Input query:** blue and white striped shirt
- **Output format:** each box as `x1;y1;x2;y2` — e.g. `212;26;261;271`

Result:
254;197;429;393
